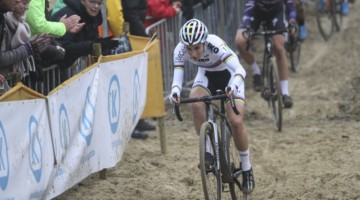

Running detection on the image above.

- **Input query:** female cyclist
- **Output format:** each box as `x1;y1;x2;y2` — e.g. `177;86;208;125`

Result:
169;19;255;194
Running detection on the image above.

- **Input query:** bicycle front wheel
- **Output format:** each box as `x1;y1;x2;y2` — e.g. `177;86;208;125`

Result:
316;0;335;41
333;0;343;31
269;58;283;132
199;122;222;200
289;34;302;73
221;123;247;200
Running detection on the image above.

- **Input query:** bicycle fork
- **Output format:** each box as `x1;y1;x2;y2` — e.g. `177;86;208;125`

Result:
209;121;220;174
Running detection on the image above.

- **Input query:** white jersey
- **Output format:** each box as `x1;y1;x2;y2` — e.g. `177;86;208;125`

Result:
173;34;246;75
171;34;246;99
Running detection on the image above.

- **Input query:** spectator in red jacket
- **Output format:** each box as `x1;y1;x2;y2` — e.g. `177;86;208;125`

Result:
144;0;182;28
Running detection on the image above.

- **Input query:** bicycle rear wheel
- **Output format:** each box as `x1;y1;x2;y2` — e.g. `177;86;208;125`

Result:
199;122;222;200
316;0;335;41
333;0;343;31
268;58;283;132
221;123;247;200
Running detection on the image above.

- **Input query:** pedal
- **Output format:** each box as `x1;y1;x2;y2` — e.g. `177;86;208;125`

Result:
261;88;271;101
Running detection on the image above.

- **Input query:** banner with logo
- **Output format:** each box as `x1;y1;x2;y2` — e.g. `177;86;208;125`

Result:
0;99;54;200
94;53;148;166
45;53;148;198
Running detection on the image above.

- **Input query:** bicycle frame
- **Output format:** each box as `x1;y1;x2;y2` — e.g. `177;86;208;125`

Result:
244;24;287;131
262;30;275;88
204;99;221;175
174;93;235;173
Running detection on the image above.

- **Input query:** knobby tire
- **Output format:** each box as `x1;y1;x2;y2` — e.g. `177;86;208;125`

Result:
199;122;222;200
334;0;343;31
289;35;302;73
316;0;335;41
221;123;247;200
269;58;283;132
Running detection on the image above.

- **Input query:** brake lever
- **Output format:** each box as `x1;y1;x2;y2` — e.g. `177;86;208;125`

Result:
225;87;240;115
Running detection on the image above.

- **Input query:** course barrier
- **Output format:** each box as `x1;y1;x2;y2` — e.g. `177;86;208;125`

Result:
0;52;148;199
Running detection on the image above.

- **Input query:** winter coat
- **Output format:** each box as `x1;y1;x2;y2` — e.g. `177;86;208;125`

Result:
0;14;32;78
51;0;103;68
122;0;148;37
26;0;67;36
144;0;177;28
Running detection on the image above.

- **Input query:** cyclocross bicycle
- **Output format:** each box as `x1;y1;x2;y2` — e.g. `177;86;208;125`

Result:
173;90;248;200
316;0;343;41
244;24;288;132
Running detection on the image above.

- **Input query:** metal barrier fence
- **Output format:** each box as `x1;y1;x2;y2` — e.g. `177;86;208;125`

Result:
25;57;90;95
145;0;245;99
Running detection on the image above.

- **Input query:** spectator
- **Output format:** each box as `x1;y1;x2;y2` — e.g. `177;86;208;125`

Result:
51;0;65;15
0;0;19;60
1;0;55;90
121;0;147;37
26;0;83;37
122;0;156;139
51;0;119;70
5;0;64;83
181;0;214;21
0;0;19;92
105;0;125;37
0;0;18;13
144;0;182;28
52;0;125;38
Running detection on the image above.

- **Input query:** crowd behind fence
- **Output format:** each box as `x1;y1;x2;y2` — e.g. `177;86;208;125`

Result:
16;0;245;99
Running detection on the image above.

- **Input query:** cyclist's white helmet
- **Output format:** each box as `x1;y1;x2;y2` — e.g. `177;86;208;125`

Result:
179;19;208;46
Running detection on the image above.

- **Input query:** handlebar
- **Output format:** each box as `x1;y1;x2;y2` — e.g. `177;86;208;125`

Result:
172;93;183;121
172;89;240;122
248;28;288;37
243;28;288;51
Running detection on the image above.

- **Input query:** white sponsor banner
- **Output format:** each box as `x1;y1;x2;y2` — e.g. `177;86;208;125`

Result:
46;66;104;198
95;53;148;166
46;53;148;199
0;99;54;200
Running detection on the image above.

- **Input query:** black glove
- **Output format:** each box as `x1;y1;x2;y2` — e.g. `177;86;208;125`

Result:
40;45;66;66
29;61;44;82
24;34;51;56
100;39;119;51
93;37;120;55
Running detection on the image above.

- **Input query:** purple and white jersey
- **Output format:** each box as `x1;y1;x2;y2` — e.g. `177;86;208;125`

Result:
243;0;296;23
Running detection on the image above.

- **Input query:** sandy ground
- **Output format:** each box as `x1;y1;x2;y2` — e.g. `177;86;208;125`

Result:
55;2;360;200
